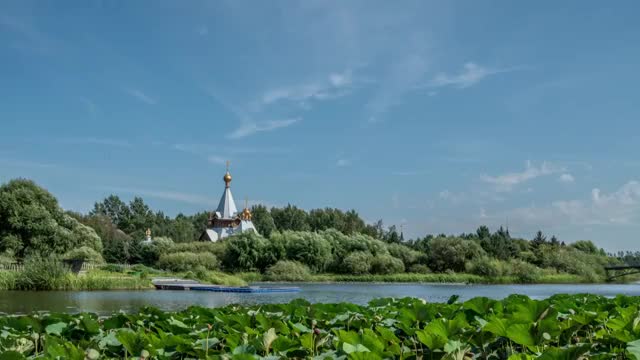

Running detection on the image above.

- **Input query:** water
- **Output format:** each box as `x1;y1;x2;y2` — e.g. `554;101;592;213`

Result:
0;283;638;314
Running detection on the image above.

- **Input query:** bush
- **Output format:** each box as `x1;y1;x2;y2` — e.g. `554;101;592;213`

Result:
408;264;432;274
16;256;71;290
509;260;542;284
223;232;271;272
466;257;501;277
370;254;405;275
156;252;218;272
387;243;422;268
166;241;226;259
63;246;105;263
0;253;15;267
282;231;333;273
428;237;485;273
342;251;372;274
265;261;311;281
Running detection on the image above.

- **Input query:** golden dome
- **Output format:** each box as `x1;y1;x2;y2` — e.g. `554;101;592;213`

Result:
241;207;252;220
223;171;232;187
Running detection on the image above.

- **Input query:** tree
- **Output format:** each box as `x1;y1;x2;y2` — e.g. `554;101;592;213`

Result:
251;204;276;237
90;195;130;230
531;230;547;249
571;240;599;254
428;236;485;273
270;204;310;232
0;179;102;258
476;225;491;240
169;216;197;243
384;225;400;243
480;226;518;260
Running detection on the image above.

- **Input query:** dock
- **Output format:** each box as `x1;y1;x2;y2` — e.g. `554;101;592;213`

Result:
152;278;301;293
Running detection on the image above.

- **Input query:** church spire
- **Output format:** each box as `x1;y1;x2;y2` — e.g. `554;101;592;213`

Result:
223;160;232;188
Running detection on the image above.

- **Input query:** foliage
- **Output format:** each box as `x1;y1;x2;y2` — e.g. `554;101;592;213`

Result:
370;254;405;275
342;251;373;274
165;241;226;259
222;232;272;272
156;252;218;272
62;246;104;263
250;204;276;237
0;179;102;258
571;240;601;254
466;256;501;277
2;295;640;359
281;231;333;273
407;264;432;274
15;256;71;290
428;236;485;272
264;260;311;281
270;204;311;232
509;259;542;283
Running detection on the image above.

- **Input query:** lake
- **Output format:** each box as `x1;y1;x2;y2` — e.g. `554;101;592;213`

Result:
1;283;639;314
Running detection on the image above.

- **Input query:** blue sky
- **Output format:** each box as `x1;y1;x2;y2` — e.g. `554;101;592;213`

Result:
1;1;639;251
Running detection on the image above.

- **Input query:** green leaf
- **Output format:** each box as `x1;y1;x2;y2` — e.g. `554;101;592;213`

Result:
263;328;278;353
342;343;370;354
506;323;535;347
0;351;26;360
300;333;315;351
45;322;67;336
628;339;640;360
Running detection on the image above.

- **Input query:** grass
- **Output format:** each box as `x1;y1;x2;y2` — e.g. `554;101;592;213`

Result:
239;271;611;284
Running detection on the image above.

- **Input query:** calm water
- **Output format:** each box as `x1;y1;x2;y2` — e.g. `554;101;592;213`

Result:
0;283;639;314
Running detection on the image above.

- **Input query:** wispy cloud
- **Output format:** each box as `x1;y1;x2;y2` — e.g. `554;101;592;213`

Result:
336;158;351;167
207;156;228;165
439;190;466;204
126;89;156;105
392;170;428;176
260;70;354;107
61;137;131;148
227;118;300;139
99;186;215;206
421;62;521;90
559;173;575;183
481;161;564;191
0;158;57;169
80;97;97;117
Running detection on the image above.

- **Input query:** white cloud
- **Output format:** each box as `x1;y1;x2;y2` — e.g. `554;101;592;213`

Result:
483;180;640;228
207;156;227;165
481;161;564;191
423;62;520;90
227;118;300;139
260;70;354;106
439;190;465;204
559;173;575;183
336;158;351;167
126;88;156;105
62;137;131;148
99;186;215;206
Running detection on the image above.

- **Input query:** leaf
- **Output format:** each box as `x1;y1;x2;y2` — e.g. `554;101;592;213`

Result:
342;343;370;354
262;328;278;353
628;339;640;360
506;323;535;347
447;295;460;305
300;333;315;351
45;322;67;336
0;351;26;360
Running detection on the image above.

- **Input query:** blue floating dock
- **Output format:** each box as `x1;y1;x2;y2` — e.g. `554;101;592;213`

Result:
152;278;300;293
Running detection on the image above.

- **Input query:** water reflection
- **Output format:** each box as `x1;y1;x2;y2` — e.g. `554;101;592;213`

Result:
0;283;639;314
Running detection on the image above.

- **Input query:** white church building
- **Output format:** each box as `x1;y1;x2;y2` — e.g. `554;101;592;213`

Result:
199;164;258;241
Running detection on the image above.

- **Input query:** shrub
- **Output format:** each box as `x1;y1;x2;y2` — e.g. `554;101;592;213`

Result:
222;232;270;272
63;246;105;263
387;243;422;268
265;261;311;281
509;260;542;283
408;264;432;274
156;252;218;272
166;241;226;259
428;237;485;273
370;254;405;275
282;231;333;273
15;256;71;290
466;257;501;277
342;251;372;274
0;253;15;267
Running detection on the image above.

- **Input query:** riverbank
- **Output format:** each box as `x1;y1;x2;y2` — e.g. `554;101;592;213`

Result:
0;267;635;291
237;271;622;284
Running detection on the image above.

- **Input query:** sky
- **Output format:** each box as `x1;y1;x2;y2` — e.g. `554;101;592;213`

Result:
1;1;639;251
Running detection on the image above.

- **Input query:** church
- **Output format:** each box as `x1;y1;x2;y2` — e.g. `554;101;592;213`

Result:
199;164;258;241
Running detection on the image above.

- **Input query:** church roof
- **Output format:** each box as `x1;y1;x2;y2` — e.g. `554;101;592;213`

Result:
216;186;238;219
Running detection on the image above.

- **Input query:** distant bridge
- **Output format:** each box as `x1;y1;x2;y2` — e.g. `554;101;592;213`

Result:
605;264;640;281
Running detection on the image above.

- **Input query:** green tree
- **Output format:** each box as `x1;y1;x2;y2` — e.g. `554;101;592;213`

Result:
0;179;102;258
90;195;130;230
251;204;276;237
570;240;599;254
169;215;197;243
270;204;310;231
428;236;485;273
